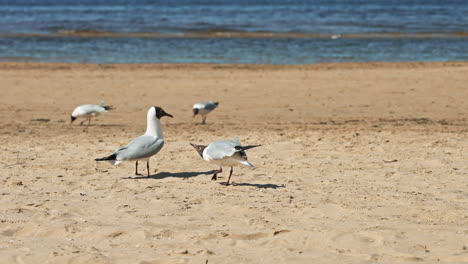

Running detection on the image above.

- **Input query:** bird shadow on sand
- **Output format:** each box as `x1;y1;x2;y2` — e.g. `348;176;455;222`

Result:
124;170;217;180
229;182;286;189
81;124;127;127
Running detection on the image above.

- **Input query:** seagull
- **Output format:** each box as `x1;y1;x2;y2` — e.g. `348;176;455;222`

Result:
95;106;173;177
193;101;219;124
190;138;260;186
71;101;113;125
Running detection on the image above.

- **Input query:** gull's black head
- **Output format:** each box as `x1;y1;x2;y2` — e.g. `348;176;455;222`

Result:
154;106;173;119
214;102;219;106
193;108;199;117
190;143;207;158
70;115;77;123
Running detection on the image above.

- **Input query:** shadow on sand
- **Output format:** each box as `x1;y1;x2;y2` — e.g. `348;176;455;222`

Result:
124;171;285;189
230;182;286;189
124;170;216;180
82;124;127;127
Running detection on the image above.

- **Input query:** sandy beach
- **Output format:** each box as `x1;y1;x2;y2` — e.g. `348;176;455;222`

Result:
1;61;468;263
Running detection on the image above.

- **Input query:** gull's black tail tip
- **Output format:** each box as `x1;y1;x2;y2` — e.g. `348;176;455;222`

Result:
103;105;114;111
236;145;261;151
95;153;116;161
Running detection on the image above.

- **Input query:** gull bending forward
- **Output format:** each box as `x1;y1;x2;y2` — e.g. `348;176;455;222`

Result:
193;101;219;124
190;138;260;186
71;101;113;125
95;106;173;177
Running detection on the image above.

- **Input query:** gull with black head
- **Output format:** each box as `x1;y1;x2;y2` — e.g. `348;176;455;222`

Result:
190;138;260;186
193;101;219;124
70;101;113;125
95;106;173;177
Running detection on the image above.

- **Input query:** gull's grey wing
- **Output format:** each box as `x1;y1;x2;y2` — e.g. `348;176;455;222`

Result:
115;135;164;161
203;102;218;111
194;101;218;110
205;140;238;160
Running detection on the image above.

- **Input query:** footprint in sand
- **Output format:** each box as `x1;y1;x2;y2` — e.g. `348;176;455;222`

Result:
331;231;383;250
116;204;137;213
196;231;270;241
230;232;270;240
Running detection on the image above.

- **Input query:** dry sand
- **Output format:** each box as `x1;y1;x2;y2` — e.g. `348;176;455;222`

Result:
0;62;467;263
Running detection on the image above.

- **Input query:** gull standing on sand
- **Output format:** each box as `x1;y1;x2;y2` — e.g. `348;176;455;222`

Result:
190;138;260;186
95;106;173;177
193;101;219;124
71;101;113;125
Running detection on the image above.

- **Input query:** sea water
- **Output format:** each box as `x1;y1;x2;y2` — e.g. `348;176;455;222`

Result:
0;0;467;64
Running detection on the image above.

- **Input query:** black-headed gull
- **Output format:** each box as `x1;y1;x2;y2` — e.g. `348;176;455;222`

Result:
95;106;173;177
71;101;113;125
190;138;260;186
193;101;219;124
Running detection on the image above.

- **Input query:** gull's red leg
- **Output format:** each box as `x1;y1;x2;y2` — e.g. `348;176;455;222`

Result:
211;166;222;180
225;167;233;186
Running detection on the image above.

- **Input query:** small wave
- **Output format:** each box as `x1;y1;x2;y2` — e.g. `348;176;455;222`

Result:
186;27;244;34
0;31;467;39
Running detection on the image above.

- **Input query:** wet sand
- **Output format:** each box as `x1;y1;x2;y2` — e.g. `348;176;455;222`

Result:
0;62;467;263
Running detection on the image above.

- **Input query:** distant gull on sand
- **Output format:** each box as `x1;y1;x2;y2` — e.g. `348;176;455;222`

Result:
190;138;260;186
95;106;173;177
193;101;219;124
71;101;113;125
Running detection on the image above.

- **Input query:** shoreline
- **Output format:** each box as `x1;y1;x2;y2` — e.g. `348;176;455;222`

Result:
1;60;468;70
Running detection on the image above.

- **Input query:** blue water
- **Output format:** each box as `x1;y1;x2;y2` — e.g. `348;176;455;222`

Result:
0;0;467;64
